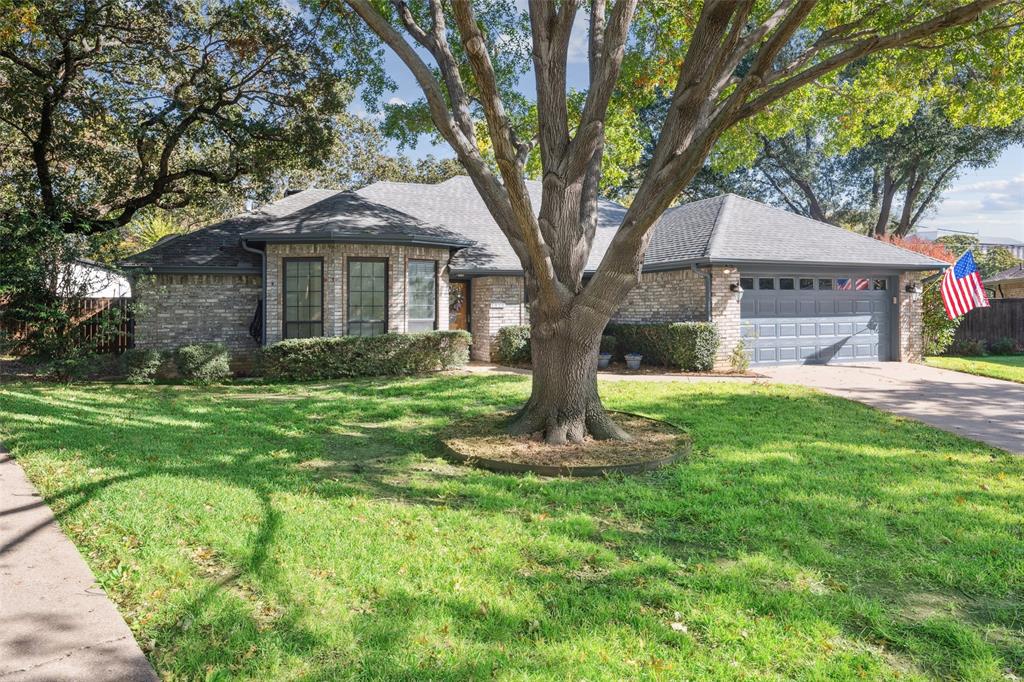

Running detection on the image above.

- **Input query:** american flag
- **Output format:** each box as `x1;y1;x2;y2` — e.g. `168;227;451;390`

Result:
941;251;990;320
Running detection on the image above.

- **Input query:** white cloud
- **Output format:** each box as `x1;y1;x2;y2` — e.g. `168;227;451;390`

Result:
387;96;407;107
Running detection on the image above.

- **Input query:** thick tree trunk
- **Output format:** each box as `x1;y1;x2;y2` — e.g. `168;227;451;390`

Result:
508;308;630;445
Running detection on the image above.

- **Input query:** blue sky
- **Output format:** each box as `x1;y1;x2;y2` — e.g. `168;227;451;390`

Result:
362;49;1023;243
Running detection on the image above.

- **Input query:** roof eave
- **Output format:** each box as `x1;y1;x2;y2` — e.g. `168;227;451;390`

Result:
120;264;262;275
241;231;473;249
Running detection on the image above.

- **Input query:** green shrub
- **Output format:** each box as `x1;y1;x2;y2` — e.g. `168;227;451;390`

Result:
988;337;1017;355
923;282;959;355
494;325;531;365
950;338;986;356
599;335;617;354
606;322;720;371
174;343;232;384
120;348;166;384
729;340;750;373
261;331;471;381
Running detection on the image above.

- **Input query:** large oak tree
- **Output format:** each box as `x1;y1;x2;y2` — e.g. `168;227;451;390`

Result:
331;0;1022;444
0;0;385;233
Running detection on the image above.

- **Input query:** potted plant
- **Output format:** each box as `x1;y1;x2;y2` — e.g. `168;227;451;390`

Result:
597;334;616;369
624;352;642;370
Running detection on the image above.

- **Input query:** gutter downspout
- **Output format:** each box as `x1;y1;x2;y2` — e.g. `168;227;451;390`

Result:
241;239;267;346
692;264;712;321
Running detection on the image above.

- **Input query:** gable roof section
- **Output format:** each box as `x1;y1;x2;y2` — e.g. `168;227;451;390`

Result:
123;189;469;272
241;191;472;248
698;194;946;270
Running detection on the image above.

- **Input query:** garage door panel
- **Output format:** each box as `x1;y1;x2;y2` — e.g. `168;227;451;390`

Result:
741;273;891;366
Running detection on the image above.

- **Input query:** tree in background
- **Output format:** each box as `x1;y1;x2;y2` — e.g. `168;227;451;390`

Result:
662;108;1023;235
0;0;384;234
937;235;1023;276
331;0;1023;443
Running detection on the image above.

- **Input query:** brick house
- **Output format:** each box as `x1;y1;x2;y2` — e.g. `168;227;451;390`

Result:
986;264;1024;299
123;177;945;369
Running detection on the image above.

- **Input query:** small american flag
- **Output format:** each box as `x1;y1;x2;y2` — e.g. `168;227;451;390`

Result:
941;251;990;320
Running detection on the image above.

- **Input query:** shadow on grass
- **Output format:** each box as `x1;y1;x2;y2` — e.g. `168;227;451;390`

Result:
0;374;1021;679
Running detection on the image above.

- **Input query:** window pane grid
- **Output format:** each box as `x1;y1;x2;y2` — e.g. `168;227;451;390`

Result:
348;259;387;337
284;260;323;339
407;260;436;331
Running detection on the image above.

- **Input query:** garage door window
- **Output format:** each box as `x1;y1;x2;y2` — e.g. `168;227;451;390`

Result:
836;278;852;290
779;277;795;290
873;279;887;290
758;277;775;290
740;277;753;290
799;278;814;290
818;278;833;290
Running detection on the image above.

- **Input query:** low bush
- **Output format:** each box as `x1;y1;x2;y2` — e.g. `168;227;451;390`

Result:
729;340;750;373
949;338;986;357
988;337;1017;355
599;335;617;354
494;325;531;365
261;331;471;381
120;348;167;384
606;322;720;371
174;343;232;384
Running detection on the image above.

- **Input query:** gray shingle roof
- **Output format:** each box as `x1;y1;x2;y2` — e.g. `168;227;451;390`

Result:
241;191;471;247
356;176;626;273
122;189;468;272
685;194;947;269
985;263;1024;283
358;180;945;273
125;178;946;274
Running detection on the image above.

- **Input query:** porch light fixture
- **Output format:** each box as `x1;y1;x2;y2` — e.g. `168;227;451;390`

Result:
904;282;922;294
730;282;744;302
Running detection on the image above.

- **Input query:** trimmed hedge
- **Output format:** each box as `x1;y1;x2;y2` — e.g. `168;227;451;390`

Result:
606;322;720;371
261;331;471;381
175;343;232;384
494;325;531;364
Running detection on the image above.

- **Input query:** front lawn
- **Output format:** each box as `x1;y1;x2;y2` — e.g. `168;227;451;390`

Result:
1;376;1021;680
925;355;1024;384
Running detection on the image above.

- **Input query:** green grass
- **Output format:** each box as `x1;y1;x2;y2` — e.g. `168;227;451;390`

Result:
925;355;1024;384
1;375;1022;681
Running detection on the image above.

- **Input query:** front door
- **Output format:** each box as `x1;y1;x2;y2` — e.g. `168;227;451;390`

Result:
449;280;469;331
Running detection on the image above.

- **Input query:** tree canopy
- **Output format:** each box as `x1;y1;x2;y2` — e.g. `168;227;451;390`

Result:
0;0;385;233
667;108;1024;235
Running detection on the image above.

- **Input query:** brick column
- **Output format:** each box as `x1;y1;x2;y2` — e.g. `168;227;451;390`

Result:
898;271;926;362
709;266;741;371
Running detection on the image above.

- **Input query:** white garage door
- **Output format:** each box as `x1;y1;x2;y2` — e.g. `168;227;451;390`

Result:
739;274;892;366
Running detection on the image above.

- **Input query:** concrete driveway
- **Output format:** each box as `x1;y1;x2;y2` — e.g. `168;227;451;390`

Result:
761;362;1024;454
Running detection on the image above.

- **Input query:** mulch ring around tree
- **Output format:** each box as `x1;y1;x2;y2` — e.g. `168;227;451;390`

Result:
441;411;690;477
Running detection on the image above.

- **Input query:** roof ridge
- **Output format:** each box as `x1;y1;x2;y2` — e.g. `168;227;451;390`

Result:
701;194;734;259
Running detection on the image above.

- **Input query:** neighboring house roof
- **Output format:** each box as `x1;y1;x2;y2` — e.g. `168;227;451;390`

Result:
985;263;1024;284
979;235;1024;247
125;176;946;275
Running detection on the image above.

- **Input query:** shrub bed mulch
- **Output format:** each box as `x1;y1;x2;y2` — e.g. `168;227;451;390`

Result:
442;411;690;477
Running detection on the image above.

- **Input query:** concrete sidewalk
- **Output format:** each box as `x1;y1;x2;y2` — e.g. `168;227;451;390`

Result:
0;447;157;681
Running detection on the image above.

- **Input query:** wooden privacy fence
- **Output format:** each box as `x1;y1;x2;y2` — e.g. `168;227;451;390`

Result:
1;297;134;354
952;298;1024;348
